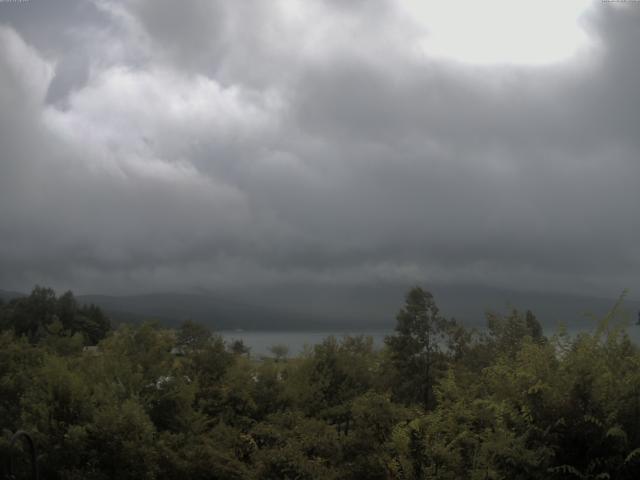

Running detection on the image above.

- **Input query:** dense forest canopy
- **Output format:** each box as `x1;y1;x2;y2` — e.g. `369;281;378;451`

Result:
1;286;639;479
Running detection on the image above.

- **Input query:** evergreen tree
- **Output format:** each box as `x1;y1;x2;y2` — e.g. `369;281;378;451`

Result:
385;287;454;409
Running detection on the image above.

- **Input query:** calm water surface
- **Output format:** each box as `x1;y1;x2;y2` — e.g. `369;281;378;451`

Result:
219;325;640;357
219;330;390;357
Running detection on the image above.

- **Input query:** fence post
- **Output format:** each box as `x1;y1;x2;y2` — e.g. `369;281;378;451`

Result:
8;431;38;480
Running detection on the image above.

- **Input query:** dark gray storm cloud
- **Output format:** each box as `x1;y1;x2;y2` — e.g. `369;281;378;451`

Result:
0;0;638;300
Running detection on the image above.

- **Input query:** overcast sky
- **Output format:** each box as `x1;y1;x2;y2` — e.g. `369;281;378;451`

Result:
0;0;639;299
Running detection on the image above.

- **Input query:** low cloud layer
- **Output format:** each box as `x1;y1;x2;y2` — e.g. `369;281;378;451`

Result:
0;0;639;299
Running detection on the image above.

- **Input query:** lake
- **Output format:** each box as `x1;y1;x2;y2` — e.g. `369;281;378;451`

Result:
219;324;640;357
219;330;391;357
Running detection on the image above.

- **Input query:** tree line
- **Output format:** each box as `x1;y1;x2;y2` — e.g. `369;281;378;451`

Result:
1;285;639;479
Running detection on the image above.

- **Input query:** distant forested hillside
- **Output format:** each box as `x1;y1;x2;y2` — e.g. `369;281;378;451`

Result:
4;284;638;332
0;289;24;302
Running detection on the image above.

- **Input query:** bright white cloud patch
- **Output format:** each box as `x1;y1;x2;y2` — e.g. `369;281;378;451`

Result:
44;65;282;180
403;0;594;65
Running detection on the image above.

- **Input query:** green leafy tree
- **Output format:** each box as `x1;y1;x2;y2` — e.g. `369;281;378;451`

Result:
6;286;57;342
157;425;251;480
385;286;456;409
286;335;378;425
0;331;44;432
269;344;289;362
176;319;211;351
230;338;251;356
484;308;546;359
187;335;234;417
76;303;111;345
251;412;341;480
0;287;110;346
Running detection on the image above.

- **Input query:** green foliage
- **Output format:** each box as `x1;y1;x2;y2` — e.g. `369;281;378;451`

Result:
285;335;379;420
230;338;251;356
176;319;212;351
0;331;44;432
1;285;640;479
0;286;110;346
269;344;289;362
251;412;341;479
485;308;547;359
385;286;458;409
